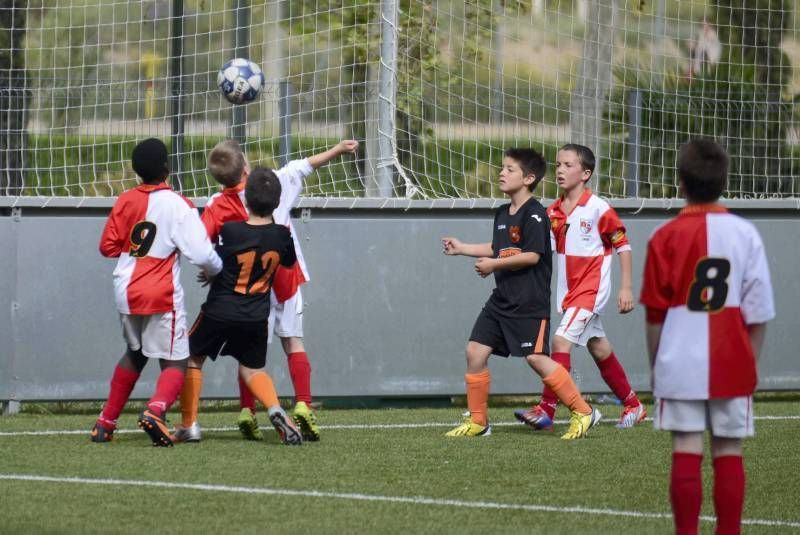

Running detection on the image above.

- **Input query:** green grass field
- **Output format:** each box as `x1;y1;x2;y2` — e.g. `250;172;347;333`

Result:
1;402;799;534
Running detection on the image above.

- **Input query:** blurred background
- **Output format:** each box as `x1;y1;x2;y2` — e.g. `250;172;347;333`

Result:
2;1;799;200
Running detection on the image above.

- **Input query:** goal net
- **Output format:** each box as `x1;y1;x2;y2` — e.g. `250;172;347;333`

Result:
2;1;799;201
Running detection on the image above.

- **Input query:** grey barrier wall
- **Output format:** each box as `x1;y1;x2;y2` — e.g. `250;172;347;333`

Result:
0;205;798;402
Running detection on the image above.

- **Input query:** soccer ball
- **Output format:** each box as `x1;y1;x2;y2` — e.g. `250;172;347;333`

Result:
217;58;265;105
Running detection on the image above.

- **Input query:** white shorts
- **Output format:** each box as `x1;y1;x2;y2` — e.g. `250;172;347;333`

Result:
268;289;304;343
119;310;189;360
654;397;754;438
554;307;606;346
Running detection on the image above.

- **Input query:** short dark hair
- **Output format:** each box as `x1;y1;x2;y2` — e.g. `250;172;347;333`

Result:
245;167;282;217
559;143;596;176
208;139;246;187
677;139;728;203
504;148;547;190
131;138;169;184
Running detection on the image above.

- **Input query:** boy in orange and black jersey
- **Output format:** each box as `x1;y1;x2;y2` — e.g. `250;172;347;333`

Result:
188;167;302;445
201;220;296;326
484;195;552;325
442;148;600;439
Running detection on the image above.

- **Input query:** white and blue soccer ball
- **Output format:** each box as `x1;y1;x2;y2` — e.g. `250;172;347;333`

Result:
217;58;265;105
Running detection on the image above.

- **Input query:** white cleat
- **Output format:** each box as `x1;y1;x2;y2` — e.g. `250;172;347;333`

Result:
268;408;303;446
616;404;647;429
171;421;202;443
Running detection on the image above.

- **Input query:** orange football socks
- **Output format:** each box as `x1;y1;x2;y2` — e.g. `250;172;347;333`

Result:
465;370;491;426
543;365;591;415
245;371;280;409
180;367;203;427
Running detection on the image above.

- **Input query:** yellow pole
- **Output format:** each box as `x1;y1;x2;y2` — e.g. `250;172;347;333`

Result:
141;52;162;119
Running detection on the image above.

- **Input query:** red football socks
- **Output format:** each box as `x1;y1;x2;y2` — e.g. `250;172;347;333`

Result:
146;367;185;417
238;374;257;414
596;352;640;408
99;365;140;427
539;352;571;418
713;455;745;535
671;452;703;535
287;351;312;404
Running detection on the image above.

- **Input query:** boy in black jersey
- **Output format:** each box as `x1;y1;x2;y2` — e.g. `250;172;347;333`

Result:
442;148;600;439
188;167;302;445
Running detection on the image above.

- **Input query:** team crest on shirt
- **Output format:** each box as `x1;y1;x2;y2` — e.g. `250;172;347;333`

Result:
509;225;521;243
498;247;522;258
580;218;593;234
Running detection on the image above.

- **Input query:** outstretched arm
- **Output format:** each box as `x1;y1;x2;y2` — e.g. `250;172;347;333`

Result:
474;252;540;278
308;140;359;169
173;209;222;276
442;237;493;258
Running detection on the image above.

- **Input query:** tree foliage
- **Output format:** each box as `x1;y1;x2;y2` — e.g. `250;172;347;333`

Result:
283;1;512;190
0;0;28;194
610;1;795;197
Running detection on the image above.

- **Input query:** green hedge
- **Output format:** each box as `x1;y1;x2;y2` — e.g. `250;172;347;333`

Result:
22;135;567;199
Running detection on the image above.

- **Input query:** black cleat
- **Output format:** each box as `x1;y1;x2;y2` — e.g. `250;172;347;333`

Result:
137;409;174;447
90;421;115;443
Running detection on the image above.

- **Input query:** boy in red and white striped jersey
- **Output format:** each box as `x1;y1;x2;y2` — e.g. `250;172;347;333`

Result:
91;138;222;447
641;139;774;535
515;144;645;430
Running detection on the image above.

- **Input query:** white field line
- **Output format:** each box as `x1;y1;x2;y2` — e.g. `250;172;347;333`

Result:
0;474;798;529
0;414;798;437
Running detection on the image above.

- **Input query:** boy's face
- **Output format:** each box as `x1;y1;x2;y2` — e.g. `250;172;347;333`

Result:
555;150;591;192
498;156;535;193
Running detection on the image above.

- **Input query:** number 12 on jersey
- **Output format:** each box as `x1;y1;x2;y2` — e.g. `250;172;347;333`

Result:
235;250;279;295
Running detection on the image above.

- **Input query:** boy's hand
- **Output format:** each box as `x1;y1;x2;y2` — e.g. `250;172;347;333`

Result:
474;257;495;278
309;140;360;169
442;237;462;255
197;270;216;287
335;140;359;155
618;288;634;313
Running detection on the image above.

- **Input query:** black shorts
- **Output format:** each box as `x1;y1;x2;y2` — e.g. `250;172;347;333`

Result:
469;307;550;357
188;312;269;369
